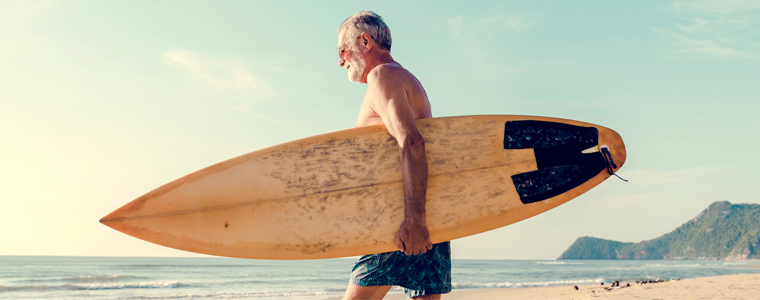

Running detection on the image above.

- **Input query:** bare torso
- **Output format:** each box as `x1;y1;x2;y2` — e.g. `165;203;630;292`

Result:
356;63;432;127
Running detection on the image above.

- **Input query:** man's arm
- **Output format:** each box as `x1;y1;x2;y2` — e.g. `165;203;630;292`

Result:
367;68;433;256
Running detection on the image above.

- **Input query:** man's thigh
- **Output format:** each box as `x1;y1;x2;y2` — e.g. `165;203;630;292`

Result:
342;284;441;300
342;283;392;300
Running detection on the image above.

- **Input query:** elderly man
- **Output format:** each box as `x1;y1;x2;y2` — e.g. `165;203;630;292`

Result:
337;11;452;300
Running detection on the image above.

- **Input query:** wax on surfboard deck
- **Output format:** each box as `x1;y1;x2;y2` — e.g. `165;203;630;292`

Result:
100;115;626;259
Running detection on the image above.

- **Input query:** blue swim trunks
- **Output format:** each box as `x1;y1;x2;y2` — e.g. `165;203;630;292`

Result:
349;241;452;298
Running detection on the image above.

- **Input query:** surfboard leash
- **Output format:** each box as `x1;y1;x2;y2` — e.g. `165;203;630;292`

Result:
600;146;628;182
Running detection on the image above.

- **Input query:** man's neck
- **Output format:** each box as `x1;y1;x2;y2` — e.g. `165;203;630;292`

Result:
361;51;397;83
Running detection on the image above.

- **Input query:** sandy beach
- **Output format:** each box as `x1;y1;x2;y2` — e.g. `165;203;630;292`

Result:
327;273;760;300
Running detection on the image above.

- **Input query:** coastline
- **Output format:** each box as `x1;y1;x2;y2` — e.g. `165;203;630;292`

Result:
325;273;760;299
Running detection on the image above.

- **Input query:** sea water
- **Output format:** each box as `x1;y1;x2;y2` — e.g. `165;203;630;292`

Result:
2;256;759;299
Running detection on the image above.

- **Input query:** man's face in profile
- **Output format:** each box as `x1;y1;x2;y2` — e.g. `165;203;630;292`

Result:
338;28;366;83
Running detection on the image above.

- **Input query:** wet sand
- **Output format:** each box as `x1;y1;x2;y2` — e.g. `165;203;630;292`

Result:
326;273;760;299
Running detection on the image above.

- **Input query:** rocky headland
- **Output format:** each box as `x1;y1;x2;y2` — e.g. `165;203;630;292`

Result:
559;201;760;260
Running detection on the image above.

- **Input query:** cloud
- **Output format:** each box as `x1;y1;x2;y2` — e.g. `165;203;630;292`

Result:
164;50;274;99
163;52;300;127
448;7;541;61
652;27;756;59
448;16;465;39
480;13;537;36
449;11;536;39
673;36;755;58
218;102;298;128
676;18;710;32
448;16;486;61
669;0;760;15
657;0;760;60
167;87;297;128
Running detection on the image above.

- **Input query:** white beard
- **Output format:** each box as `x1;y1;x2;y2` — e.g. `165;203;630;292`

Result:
347;55;366;83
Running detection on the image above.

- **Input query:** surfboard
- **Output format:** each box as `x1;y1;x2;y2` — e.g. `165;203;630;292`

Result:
101;115;626;259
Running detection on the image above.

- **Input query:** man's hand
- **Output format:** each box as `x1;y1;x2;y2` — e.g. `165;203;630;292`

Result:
395;218;433;255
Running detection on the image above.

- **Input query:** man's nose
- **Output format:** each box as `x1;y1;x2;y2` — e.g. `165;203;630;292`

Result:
339;58;345;67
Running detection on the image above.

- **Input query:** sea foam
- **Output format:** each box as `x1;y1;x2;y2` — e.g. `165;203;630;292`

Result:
66;281;182;290
535;261;585;265
130;291;331;299
452;278;605;289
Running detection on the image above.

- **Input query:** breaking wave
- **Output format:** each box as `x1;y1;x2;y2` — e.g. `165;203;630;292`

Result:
13;274;148;284
452;278;605;289
64;275;148;283
67;281;182;290
535;261;585;265
130;291;331;299
1;281;183;292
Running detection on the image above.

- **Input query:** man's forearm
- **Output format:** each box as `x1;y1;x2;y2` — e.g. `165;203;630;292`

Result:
398;134;428;221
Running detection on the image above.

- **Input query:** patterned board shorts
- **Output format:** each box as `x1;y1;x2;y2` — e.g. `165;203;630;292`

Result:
349;241;452;298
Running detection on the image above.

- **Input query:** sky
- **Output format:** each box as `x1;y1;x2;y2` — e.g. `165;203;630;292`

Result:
1;0;759;260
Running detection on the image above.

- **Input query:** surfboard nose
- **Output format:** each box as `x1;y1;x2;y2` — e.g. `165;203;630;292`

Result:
99;200;137;232
100;210;121;229
100;206;126;224
100;205;143;239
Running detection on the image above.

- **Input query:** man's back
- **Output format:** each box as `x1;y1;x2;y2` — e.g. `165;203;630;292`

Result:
356;63;432;128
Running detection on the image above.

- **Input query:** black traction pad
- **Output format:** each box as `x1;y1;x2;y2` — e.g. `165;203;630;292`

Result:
503;120;598;150
504;120;606;204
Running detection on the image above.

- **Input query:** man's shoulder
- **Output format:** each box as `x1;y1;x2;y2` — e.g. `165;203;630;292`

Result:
367;63;410;85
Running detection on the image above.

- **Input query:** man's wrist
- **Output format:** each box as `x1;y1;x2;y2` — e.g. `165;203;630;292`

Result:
404;214;426;224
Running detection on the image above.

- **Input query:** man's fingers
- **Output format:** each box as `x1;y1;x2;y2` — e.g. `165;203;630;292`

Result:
427;243;433;250
404;244;430;255
395;237;405;252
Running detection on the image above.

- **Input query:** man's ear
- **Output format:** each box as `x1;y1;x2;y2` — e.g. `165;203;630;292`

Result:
359;32;373;52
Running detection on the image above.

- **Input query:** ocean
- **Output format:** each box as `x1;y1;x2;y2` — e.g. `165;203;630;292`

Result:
2;256;759;299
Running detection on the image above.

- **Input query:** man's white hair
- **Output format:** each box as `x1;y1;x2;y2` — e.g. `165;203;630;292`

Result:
338;11;392;51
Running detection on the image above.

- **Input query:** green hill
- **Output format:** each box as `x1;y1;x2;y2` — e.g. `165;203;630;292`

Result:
559;201;760;260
